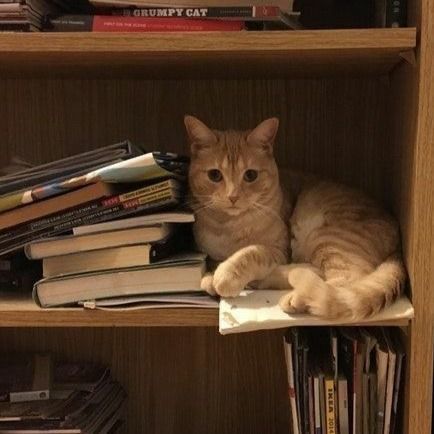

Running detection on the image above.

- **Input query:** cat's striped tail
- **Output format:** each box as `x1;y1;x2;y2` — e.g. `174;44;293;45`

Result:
280;255;406;320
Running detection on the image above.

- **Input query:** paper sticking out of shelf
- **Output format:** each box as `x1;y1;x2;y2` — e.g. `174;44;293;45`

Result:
219;290;414;335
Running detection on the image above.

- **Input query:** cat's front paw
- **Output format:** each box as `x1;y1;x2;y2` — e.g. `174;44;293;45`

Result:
212;262;246;297
201;273;217;296
279;290;309;314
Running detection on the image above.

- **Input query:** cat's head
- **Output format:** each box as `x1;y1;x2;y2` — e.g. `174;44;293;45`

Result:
186;115;280;216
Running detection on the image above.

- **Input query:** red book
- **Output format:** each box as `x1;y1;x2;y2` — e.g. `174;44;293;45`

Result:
45;15;245;32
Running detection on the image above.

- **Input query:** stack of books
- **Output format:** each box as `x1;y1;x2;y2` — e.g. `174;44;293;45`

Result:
0;0;88;32
0;141;213;309
0;353;125;433
283;327;405;434
42;0;301;32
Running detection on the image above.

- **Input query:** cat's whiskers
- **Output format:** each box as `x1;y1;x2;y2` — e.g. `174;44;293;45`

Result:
253;201;286;224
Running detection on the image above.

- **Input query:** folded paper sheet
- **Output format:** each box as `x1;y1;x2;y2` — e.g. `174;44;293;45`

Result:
219;290;414;335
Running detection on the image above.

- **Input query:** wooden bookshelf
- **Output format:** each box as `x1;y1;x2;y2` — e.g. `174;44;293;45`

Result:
0;293;411;328
0;8;432;434
0;28;416;78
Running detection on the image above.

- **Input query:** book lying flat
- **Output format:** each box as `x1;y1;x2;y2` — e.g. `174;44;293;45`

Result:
219;291;414;335
0;141;141;213
33;253;206;307
25;224;172;259
0;179;182;256
0;150;187;216
41;241;177;277
73;210;194;235
0;182;117;232
78;291;218;310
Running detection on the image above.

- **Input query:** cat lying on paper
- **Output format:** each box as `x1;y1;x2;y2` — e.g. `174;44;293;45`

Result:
185;115;405;320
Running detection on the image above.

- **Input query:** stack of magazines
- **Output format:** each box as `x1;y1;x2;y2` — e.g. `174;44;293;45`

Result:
0;353;125;433
0;141;215;310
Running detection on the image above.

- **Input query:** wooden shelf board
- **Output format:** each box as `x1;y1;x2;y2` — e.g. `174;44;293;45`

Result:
0;293;411;327
0;28;416;78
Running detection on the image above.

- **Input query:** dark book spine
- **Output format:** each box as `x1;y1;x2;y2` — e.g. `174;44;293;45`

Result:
0;195;179;256
113;6;279;19
43;14;94;31
386;0;406;27
0;22;31;31
0;180;178;243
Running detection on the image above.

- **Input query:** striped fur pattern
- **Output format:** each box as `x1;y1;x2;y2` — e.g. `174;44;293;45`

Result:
185;116;405;319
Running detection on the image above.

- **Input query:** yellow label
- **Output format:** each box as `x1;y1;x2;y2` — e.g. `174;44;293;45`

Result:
325;378;336;434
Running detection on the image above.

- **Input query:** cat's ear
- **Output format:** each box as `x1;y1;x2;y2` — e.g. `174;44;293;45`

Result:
247;118;279;154
184;115;217;156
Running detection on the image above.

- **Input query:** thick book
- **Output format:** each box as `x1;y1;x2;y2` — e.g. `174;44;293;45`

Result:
0;181;117;232
0;179;182;256
33;253;206;307
0;141;140;213
42;241;176;277
25;224;172;259
44;14;245;31
73;210;194;235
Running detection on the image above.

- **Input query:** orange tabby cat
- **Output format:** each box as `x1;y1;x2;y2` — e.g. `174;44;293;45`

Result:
186;115;405;319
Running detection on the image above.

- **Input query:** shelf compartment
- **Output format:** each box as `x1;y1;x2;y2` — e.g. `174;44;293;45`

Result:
0;28;416;78
0;293;411;327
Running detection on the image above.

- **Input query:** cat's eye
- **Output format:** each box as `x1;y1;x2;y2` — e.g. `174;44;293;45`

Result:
207;169;223;182
243;169;258;183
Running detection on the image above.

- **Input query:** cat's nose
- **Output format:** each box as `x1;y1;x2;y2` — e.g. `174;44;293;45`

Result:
229;195;239;205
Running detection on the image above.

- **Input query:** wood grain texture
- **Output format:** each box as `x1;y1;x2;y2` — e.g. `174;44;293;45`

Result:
0;77;389;202
389;1;434;433
0;327;291;434
0;293;410;327
405;0;434;431
0;29;416;78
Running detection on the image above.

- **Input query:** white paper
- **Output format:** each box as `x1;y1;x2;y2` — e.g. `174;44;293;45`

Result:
219;290;414;335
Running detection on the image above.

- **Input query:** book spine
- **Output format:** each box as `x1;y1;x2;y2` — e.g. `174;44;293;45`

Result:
46;15;244;32
44;14;94;31
0;22;31;31
113;6;280;19
319;373;327;434
386;0;406;27
0;182;176;243
148;238;176;263
0;193;179;256
325;378;336;434
113;180;174;204
283;339;300;434
308;375;315;434
313;376;321;434
338;377;349;434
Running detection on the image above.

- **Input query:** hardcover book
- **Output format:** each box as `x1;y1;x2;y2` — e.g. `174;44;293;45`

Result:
33;252;206;307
